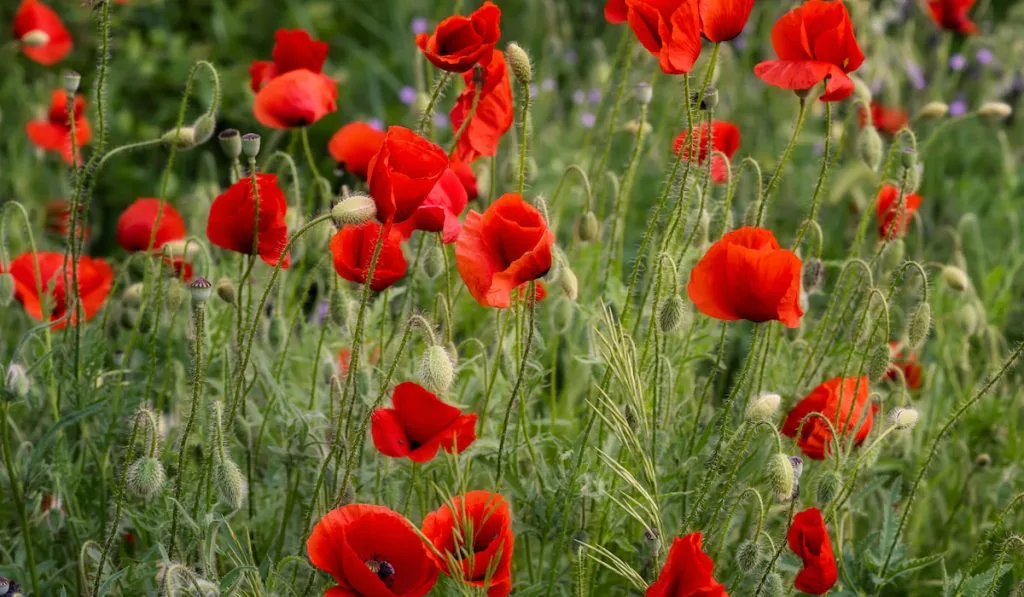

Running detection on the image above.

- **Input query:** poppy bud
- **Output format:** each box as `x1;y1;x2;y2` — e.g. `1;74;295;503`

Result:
851;76;872;105
761;572;784;597
63;71;81;94
745;392;781;422
0;273;13;307
867;344;891;382
268;316;286;347
658;294;687;333
121;283;145;308
957;303;981;336
941;265;969;292
328;289;348;328
4;364;29;401
816;471;841;504
189;277;213;304
978;101;1012;121
216;278;236;306
191;114;216;147
331;194;377;227
218;129;242;160
559;267;579;301
20;29;50;47
165;280;189;313
161;126;199;150
0;576;21;596
881;239;905;272
241;133;262;158
622;119;653;136
577;211;600;242
419;345;454;394
857;126;883;171
768;453;795;502
888;407;919;430
802;258;825;294
635;82;653;106
506;42;533;84
1011;580;1024;597
216;458;246;509
908;302;931;349
126;457;166;499
974;453;991;468
699;86;719;111
917;101;949;119
735;539;761;575
899;148;918;172
642;527;661;558
423;246;445;279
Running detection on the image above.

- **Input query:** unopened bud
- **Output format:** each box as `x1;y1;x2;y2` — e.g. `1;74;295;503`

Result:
768;453;795;502
762;572;784;597
577;211;599;242
188;277;213;304
634;82;653;105
917;101;949;119
642;527;661;558
699;86;719;110
908;302;931;349
218;129;242;159
867;344;891;382
20;29;51;47
941;265;969;292
127;457;166;499
978;101;1012;120
957;303;981;336
419;345;454;394
745;392;781;422
816;471;841;504
63;71;82;94
4;364;29;401
216;278;237;305
191;114;216;147
121;283;145;308
328;290;347;327
857;127;884;171
888;407;919;430
331;194;377;227
216;459;246;509
423;247;445;279
657;294;687;333
881;239;905;272
802;259;825;293
506;42;533;84
974;453;991;468
622;119;653;136
165;280;189;313
0;273;13;307
735;540;761;574
161;127;197;150
559;267;579;301
899;148;918;172
241;133;262;158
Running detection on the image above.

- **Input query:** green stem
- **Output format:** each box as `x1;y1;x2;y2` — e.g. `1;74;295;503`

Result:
516;82;532;195
793;101;833;247
168;303;206;557
2;404;40;595
495;281;538;486
759;98;808;221
416;73;453;136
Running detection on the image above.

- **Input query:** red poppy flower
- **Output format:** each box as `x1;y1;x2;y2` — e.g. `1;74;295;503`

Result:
416;2;501;73
754;0;865;102
859;102;909;135
44;199;89;244
646;532;727;597
624;0;702;75
13;0;72;65
249;29;336;129
308;503;440;597
452;161;480;201
116;198;187;253
606;0;628;23
3;251;113;330
886;342;923;390
27;89;92;165
328;122;386;180
330;221;407;292
928;0;976;35
787;508;838;595
699;0;755;43
421;491;514;597
782;376;877;460
517;281;547;303
673;120;741;184
456;193;554;309
206;174;290;268
338;345;381;376
371;382;477;462
394;168;469;243
367;127;449;225
876;184;921;240
450;51;515;164
686;227;803;328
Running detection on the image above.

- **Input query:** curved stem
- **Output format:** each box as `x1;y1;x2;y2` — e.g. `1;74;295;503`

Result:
495;281;538;486
168;303;205;557
759;98;808;221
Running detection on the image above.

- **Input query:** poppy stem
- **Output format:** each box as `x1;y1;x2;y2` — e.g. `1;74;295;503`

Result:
754;498;798;596
607;100;649;284
588;33;634;181
92;413;142;596
300;128;330;211
1;403;41;596
495;280;537;486
417;72;453;137
759;98;808;221
793;101;833;247
516;81;532;195
449;81;482;157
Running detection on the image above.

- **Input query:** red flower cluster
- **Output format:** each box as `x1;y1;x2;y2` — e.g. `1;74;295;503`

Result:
116;198;187;253
755;0;865;102
329;122;386;180
206;174;291;268
687;227;804;328
13;0;71;65
367;127;449;225
371;382;477;462
860;102;910;135
928;0;977;35
787;508;838;595
450;50;515;164
416;2;501;73
876;184;922;240
646;532;727;597
249;29;338;129
673;120;741;184
782;376;877;460
2;252;113;329
330;221;407;292
394;167;471;243
27;90;91;165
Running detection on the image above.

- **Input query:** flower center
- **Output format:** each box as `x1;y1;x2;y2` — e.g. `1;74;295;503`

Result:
366;557;395;586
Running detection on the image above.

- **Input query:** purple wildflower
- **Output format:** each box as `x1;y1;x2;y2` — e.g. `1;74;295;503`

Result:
411;17;429;36
399;86;418;106
580;112;596;128
950;54;967;71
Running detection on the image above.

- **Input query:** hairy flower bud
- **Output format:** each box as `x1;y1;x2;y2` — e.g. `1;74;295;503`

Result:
957;303;981;336
268;316;286;347
867;344;892;382
978;101;1012;121
424;246;445;279
768;453;795;502
745;392;781;422
328;290;348;328
735;540;761;575
634;82;653;106
908;302;932;349
917;101;949;119
0;273;14;307
762;572;784;597
216;278;237;306
888;407;919;430
941;265;969;292
506;42;533;84
851;76;872;105
161;126;198;150
857;126;884;171
331;194;377;227
577;211;599;242
165;280;189;313
4;364;29;401
881;239;905;272
816;471;841;504
419;345;454;394
900;148;918;172
121;283;145;309
188;277;213;304
559;267;579;301
127;457;166;499
802;258;825;294
658;294;687;333
218;129;242;160
216;458;246;510
241;133;262;158
699;86;719;110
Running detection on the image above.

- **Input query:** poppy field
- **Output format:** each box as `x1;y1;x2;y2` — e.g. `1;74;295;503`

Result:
2;0;1024;595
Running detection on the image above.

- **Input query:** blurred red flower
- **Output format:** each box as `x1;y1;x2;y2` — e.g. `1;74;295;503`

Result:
328;122;385;180
782;376;877;460
673;120;741;184
308;503;439;597
330;221;407;291
859;102;909;135
687;227;803;327
928;0;976;35
700;0;756;43
517;280;547;303
452;161;480;200
337;345;381;377
367;126;449;225
27;90;91;165
421;491;513;597
624;0;702;74
605;0;628;23
249;29;337;129
754;0;864;102
3;252;113;329
456;193;554;309
371;382;477;462
450;51;515;164
116;198;187;253
416;2;501;73
394;168;470;243
887;342;923;390
787;508;838;595
876;184;922;240
44;199;88;244
13;0;72;65
206;174;290;268
646;532;727;597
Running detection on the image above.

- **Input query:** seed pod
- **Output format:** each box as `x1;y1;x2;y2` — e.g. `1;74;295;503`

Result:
216;278;237;306
767;453;795;502
506;42;533;84
635;82;653;105
907;302;932;349
658;294;687;333
241;133;262;158
978;101;1012;121
867;344;892;382
577;211;600;242
218;129;242;160
917;101;949;119
0;273;14;307
735;540;761;575
941;265;969;292
419;345;454;394
127;457;166;499
857;126;884;171
888;407;919;430
64;70;82;93
423;246;445;279
216;458;246;510
331;194;377;227
4;364;29;401
188;277;213;304
745;392;781;423
816;471;841;504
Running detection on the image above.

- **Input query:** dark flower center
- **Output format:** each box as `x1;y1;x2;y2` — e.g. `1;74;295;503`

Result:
366;557;395;586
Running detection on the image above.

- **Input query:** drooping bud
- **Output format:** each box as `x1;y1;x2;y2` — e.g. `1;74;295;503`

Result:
907;302;932;349
216;458;246;510
559;267;579;301
20;29;51;47
506;42;533;84
735;540;761;575
121;283;145;309
888;407;919;430
241;133;262;158
957;303;981;336
216;278;237;306
802;258;825;294
191;114;216;147
161;126;198;150
761;572;784;597
331;194;377;227
577;211;600;242
978;101;1012;121
423;246;445;279
657;294;687;333
419;345;454;394
634;82;653;106
851;76;872;105
941;265;969;292
899;148;918;172
642;527;661;559
767;453;795;502
699;86;719;111
917;101;949;119
745;392;781;423
867;344;892;382
218;129;242;160
188;277;213;304
0;273;13;307
127;457;166;499
4;364;30;401
328;289;348;328
857;126;884;171
816;471;841;504
880;239;905;272
63;71;82;94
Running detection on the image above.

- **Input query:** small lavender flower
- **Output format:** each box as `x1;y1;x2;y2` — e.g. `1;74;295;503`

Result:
411;17;429;36
975;48;994;66
950;53;967;72
812;141;825;156
949;96;968;117
588;88;603;104
368;118;384;131
315;301;330;326
572;89;586;105
580;112;596;128
399;86;418;106
733;32;747;51
541;78;557;93
564;49;578;65
433;113;450;129
529;84;539;96
905;59;927;90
